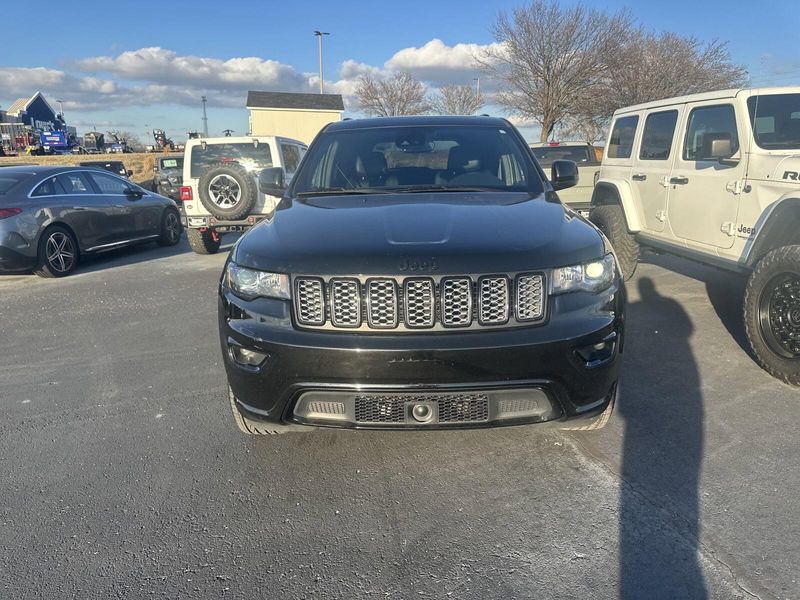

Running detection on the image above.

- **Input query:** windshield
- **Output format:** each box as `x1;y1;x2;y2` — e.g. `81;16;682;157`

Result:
160;157;183;169
291;125;540;196
531;145;592;166
747;93;800;150
190;143;272;178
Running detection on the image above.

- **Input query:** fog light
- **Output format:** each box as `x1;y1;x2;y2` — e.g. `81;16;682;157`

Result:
228;341;267;369
411;403;434;423
576;335;616;368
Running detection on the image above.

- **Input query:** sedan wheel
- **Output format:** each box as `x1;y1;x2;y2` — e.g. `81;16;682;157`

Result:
34;226;78;278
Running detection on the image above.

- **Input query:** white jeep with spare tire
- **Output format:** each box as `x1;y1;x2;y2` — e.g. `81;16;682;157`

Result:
179;135;306;254
590;86;800;385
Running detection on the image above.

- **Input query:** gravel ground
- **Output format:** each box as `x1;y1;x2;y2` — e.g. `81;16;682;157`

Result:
0;239;797;599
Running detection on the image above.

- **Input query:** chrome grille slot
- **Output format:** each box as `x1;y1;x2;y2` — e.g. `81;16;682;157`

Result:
293;272;544;332
516;274;544;321
404;278;434;328
478;276;510;324
330;278;361;327
441;277;473;327
295;278;325;325
366;279;398;328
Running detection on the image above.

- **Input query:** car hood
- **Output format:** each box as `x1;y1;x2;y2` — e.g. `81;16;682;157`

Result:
232;192;605;275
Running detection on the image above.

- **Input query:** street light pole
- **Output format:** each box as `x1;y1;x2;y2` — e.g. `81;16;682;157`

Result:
56;99;64;118
201;96;208;137
314;31;330;94
473;78;481;98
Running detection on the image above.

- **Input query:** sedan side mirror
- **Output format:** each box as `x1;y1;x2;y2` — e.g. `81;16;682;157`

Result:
551;160;579;191
126;169;133;177
259;167;287;197
124;187;144;200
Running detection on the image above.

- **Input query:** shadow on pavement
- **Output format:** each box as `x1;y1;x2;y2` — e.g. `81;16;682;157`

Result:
641;253;752;357
619;277;707;599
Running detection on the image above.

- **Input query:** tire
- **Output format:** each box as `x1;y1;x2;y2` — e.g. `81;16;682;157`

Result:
197;162;258;221
560;383;618;431
33;225;79;278
744;245;800;386
590;204;639;280
157;209;182;247
228;387;313;435
186;228;221;255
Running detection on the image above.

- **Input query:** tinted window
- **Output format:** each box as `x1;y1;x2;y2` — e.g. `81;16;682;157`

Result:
0;174;28;194
32;176;66;197
531;145;592;166
607;116;639;159
89;172;134;194
683;105;739;161
747;93;800;150
189;143;273;178
281;144;302;174
292;125;539;195
56;172;94;194
639;110;679;160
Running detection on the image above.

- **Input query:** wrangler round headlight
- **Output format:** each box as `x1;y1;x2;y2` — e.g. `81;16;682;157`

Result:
551;253;615;294
226;262;290;300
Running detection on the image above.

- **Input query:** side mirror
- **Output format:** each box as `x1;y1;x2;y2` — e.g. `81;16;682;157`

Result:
126;169;133;177
258;167;286;197
124;187;143;199
699;132;736;162
551;160;579;191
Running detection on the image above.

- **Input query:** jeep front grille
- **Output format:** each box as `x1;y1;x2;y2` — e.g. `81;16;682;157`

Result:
293;273;546;332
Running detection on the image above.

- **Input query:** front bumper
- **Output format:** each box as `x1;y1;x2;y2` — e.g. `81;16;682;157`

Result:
219;280;624;430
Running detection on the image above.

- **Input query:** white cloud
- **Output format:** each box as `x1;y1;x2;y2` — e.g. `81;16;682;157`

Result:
384;38;498;84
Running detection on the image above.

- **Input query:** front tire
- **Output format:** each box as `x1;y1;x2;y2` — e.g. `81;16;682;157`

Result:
590;204;639;280
186;228;221;255
33;225;79;278
744;245;800;385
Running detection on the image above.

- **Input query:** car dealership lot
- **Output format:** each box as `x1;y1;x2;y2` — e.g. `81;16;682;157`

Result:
1;244;797;599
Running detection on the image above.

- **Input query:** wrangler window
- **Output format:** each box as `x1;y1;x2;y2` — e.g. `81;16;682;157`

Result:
747;93;800;150
683;105;739;161
607;116;639;159
640;110;678;160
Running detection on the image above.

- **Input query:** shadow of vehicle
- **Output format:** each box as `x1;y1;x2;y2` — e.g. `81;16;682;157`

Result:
618;277;707;599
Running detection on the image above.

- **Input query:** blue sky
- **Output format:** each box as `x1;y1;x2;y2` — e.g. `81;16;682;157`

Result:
1;0;798;142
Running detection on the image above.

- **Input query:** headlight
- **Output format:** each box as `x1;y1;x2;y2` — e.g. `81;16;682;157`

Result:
226;262;290;300
551;253;615;294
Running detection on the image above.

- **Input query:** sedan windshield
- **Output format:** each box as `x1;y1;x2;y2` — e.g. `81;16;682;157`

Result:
748;93;800;150
531;145;593;166
291;125;541;196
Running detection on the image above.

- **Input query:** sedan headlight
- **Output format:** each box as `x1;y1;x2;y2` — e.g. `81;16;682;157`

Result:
551;254;615;294
226;262;290;300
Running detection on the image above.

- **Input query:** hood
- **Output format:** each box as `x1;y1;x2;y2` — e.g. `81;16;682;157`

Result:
232;192;605;275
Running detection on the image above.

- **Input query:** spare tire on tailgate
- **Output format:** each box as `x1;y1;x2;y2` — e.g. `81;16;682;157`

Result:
197;161;258;221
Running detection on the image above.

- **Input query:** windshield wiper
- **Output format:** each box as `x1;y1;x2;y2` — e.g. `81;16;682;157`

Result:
296;187;393;197
381;185;499;193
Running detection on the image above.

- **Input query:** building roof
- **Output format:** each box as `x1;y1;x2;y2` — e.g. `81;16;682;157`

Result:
246;91;344;112
5;91;57;117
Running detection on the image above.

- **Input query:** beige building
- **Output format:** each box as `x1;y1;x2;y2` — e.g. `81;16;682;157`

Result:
247;91;344;144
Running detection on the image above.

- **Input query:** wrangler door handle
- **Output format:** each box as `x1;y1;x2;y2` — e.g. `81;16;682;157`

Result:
632;173;647;181
670;176;689;185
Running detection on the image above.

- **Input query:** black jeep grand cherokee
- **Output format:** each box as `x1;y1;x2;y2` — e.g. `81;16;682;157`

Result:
219;116;624;434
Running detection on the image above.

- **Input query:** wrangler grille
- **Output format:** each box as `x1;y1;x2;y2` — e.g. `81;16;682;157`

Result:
293;273;546;332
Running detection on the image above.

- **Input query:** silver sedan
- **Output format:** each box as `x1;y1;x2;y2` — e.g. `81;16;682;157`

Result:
0;166;182;277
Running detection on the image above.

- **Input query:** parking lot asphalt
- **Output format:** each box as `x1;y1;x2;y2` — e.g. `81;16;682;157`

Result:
1;239;798;600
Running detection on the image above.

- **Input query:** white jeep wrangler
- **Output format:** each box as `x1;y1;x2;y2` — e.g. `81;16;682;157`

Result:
590;86;800;384
179;135;306;254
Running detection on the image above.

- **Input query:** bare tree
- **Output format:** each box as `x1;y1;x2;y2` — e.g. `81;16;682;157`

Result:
429;84;484;116
563;31;747;143
479;0;632;142
355;72;429;117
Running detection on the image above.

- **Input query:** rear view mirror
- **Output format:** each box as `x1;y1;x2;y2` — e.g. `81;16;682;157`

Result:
258;167;286;197
551;160;579;191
